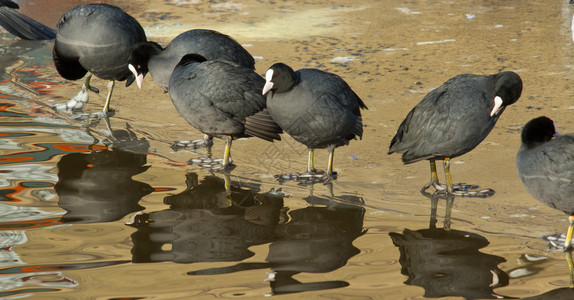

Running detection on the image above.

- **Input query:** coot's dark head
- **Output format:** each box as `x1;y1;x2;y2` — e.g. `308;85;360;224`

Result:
521;116;560;149
128;42;163;89
262;63;298;95
490;71;522;116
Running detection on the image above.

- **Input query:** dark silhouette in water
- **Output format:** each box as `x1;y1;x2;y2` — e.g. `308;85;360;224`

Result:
128;172;283;263
186;182;366;295
389;192;512;299
55;128;153;223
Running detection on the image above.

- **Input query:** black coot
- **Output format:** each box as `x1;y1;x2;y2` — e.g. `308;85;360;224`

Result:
0;0;55;40
516;116;574;250
128;29;255;92
262;63;367;182
388;72;522;196
52;4;146;114
169;54;281;168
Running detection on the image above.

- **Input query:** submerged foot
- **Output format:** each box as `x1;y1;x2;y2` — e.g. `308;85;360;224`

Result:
422;182;494;198
275;170;337;184
543;233;574;251
187;157;235;171
52;88;90;113
171;138;214;151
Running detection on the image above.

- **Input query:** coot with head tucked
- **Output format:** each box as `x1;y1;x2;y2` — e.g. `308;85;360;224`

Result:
388;72;522;196
128;29;255;92
169;54;281;168
52;4;147;115
262;63;367;182
516;116;574;250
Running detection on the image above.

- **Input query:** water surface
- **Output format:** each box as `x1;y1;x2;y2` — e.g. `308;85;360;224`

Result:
2;0;574;299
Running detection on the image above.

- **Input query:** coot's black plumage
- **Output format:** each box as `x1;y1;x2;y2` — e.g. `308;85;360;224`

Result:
516;116;574;250
169;54;281;168
262;63;367;180
52;4;147;114
128;29;255;91
0;0;55;40
388;72;522;195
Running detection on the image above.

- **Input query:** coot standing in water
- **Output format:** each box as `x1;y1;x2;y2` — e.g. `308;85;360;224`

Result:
262;63;367;183
52;4;147;115
128;29;255;92
516;116;574;250
388;72;522;196
169;54;281;169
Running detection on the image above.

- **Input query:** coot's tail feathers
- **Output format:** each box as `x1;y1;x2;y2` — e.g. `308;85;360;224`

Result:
0;7;55;40
354;115;364;140
244;109;283;142
355;91;368;110
388;107;414;155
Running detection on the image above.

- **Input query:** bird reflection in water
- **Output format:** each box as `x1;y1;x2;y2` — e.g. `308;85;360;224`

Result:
128;172;284;263
181;181;366;296
264;184;366;295
55;126;154;223
389;192;512;299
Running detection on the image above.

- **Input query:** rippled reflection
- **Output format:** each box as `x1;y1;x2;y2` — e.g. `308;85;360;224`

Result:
265;191;366;295
174;180;366;295
55;127;153;224
129;172;283;263
389;192;511;299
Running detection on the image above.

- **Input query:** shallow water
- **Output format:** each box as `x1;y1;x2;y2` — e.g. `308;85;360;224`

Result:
2;0;574;299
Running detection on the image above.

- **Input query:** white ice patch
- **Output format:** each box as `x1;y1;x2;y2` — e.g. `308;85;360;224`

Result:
331;56;357;63
396;7;421;15
416;39;456;45
211;1;244;10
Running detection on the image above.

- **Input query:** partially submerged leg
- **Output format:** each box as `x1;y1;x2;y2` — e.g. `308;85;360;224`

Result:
324;148;337;183
444;157;454;193
188;135;233;170
275;148;336;184
102;80;115;115
565;215;574;251
307;148;315;173
422;160;444;192
326;149;334;176
222;135;233;168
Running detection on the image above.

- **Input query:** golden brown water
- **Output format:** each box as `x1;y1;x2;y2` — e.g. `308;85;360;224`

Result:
2;0;574;298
